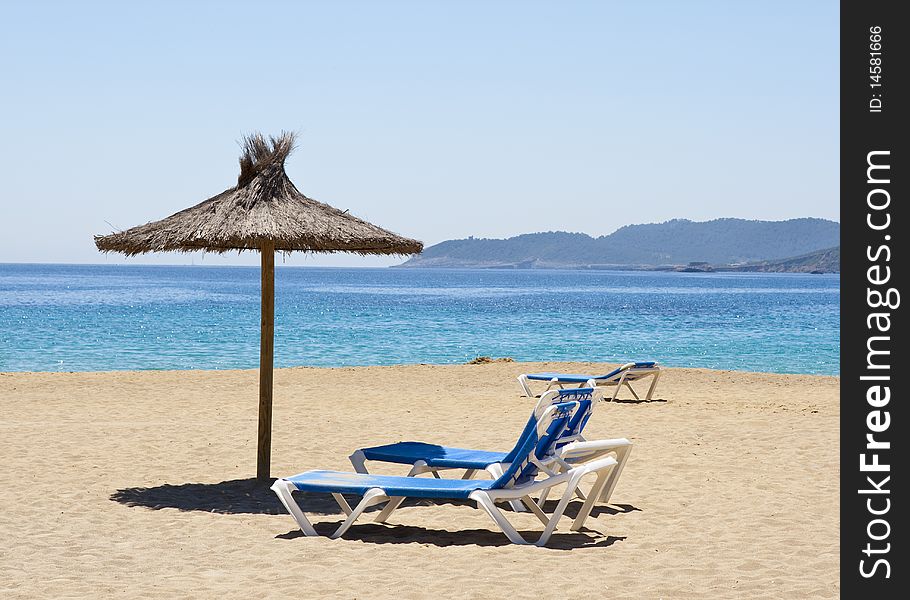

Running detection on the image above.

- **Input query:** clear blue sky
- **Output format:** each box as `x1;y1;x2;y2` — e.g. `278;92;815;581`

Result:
0;1;838;266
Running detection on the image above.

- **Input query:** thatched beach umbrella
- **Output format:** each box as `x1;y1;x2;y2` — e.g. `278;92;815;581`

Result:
95;132;422;481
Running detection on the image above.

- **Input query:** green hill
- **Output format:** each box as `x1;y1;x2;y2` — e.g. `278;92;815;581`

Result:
399;218;840;269
728;246;840;273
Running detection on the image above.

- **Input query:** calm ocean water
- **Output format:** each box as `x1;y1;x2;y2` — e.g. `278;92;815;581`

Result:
0;264;839;375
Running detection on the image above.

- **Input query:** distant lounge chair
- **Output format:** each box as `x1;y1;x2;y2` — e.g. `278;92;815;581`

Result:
518;361;661;401
271;401;621;546
350;385;632;511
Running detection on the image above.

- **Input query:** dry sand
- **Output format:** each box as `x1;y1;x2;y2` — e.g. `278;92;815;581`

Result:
0;363;838;599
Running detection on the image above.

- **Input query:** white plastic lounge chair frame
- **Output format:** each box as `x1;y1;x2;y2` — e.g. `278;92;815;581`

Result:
271;403;621;546
350;384;632;507
517;362;661;401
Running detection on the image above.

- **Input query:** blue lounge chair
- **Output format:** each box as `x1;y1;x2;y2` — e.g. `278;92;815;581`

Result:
518;361;661;401
349;386;632;510
271;401;620;546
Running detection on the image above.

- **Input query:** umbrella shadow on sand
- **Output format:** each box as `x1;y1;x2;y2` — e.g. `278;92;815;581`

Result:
111;479;340;515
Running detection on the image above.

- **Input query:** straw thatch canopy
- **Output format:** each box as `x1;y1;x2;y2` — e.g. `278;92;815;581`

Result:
94;132;422;256
93;131;422;482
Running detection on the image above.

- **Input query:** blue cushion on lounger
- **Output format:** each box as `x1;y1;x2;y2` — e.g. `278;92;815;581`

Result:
361;442;510;470
287;470;498;499
526;362;657;383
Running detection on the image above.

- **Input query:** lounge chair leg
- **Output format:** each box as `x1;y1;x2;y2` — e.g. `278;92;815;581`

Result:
270;480;319;537
349;450;369;474
537;487;551;506
553;463;586;501
599;444;632;504
571;467;614;531
645;371;660;400
406;461;431;477
625;381;641;400
374;496;406;523
609;382;621;401
517;374;534;397
461;469;478;480
332;493;353;516
470;491;529;545
331;488;389;539
521;496;550;526
544;378;561;394
535;469;587;546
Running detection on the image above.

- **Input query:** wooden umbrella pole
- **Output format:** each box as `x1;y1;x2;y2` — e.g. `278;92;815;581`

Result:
257;241;276;481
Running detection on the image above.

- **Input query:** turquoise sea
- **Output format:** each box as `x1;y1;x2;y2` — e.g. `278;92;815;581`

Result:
0;264;839;375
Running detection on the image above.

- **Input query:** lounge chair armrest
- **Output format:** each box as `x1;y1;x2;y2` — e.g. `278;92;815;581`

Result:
574;455;618;475
557;438;632;461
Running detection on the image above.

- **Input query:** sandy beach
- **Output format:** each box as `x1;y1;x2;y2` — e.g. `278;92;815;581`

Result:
0;362;838;599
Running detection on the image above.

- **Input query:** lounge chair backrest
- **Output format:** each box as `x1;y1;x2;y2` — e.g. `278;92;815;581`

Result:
597;361;656;379
491;400;578;489
553;385;601;441
499;385;598;465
